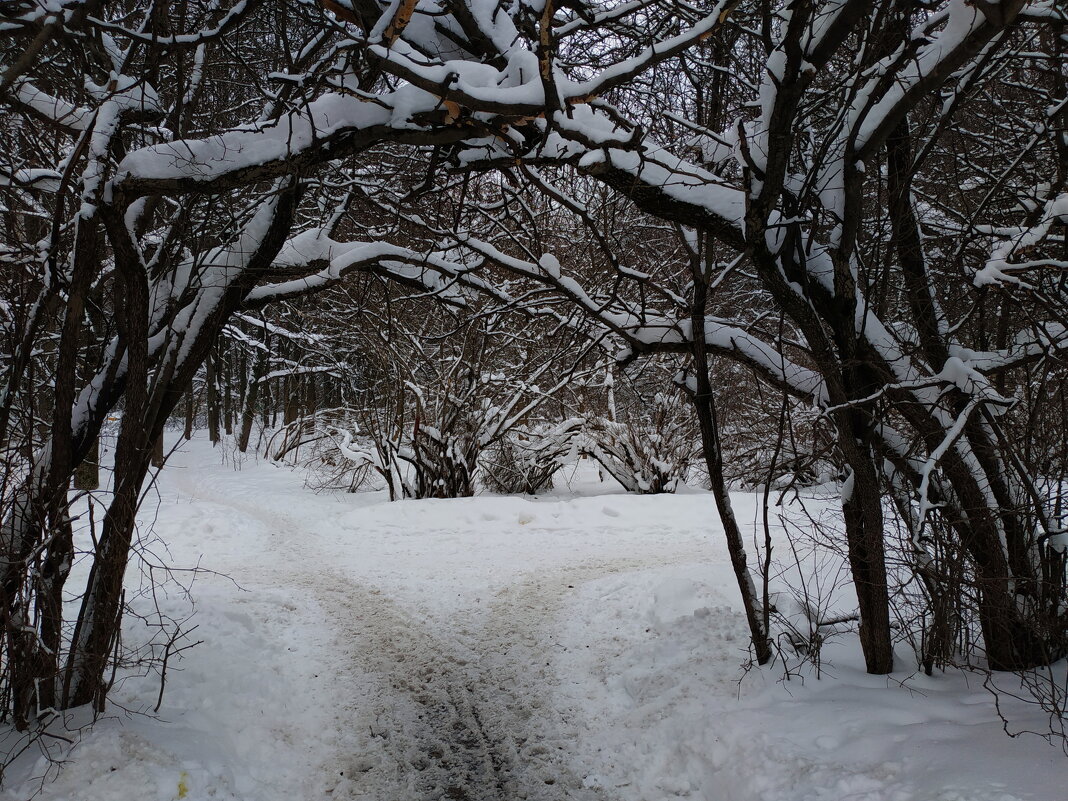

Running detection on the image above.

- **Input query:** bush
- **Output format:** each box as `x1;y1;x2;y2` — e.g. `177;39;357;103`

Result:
581;394;697;494
481;418;584;494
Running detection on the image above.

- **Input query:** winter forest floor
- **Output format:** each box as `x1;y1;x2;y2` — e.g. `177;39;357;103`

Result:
1;436;1064;801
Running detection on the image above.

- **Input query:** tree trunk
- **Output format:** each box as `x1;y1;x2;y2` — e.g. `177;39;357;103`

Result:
31;506;74;714
691;238;772;665
837;428;894;674
223;353;234;435
151;431;164;468
206;350;220;444
40;180;301;715
283;375;300;425
692;388;773;665
63;206;155;711
63;450;148;709
73;437;100;490
183;389;195;440
3;219;100;727
306;373;317;418
238;350;266;453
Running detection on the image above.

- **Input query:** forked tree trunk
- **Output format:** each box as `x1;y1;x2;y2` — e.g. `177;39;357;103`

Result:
17;183;302;717
64;219;155;710
64;448;150;709
882;75;1058;672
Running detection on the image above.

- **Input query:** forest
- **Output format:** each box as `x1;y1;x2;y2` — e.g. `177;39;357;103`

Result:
1;0;1067;796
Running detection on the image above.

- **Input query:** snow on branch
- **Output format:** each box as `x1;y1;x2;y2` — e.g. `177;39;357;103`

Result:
242;229;477;307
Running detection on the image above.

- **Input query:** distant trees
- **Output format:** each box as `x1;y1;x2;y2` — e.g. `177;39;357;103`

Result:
0;0;1065;743
325;300;597;500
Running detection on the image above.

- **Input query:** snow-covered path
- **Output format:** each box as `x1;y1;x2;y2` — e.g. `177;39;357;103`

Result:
153;442;744;801
173;474;692;798
3;438;1064;801
115;440;734;800
166;452;728;801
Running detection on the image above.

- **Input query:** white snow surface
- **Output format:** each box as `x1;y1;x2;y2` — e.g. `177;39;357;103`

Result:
3;436;1063;801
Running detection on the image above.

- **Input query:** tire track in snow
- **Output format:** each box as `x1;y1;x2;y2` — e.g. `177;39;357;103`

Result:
316;579;516;801
312;575;614;801
314;553;707;800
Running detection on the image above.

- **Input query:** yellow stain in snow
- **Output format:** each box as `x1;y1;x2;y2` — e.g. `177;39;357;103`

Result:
177;772;189;799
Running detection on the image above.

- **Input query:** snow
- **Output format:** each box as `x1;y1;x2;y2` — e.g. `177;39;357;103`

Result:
852;1;985;156
117;92;395;185
245;231;470;306
367;39;547;111
13;82;93;131
363;4;732;116
537;253;561;279
556;576;1054;801
0;168;63;192
3;436;1063;800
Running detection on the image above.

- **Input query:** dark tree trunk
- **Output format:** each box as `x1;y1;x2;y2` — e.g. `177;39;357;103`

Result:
64;447;150;709
3;219;100;727
32;506;74;714
17;181;302;717
306;374;318;418
283;375;300;425
183;390;195;440
64;211;154;710
206;350;220;444
691;236;772;665
836;428;894;674
151;431;164;468
879;15;1056;672
691;387;773;665
238;350;266;453
221;349;233;435
74;437;100;490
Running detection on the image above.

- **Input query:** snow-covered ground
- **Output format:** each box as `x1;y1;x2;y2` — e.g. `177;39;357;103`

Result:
2;437;1063;800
